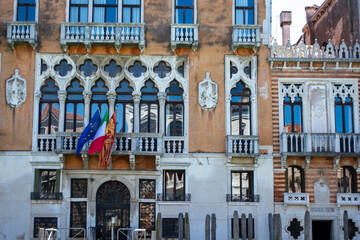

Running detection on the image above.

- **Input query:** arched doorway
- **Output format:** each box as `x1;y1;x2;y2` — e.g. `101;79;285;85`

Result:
96;181;130;240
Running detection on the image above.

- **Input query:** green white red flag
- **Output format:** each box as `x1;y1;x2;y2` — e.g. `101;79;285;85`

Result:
99;109;117;167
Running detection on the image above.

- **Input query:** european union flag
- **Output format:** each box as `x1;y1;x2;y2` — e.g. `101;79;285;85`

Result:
76;109;101;155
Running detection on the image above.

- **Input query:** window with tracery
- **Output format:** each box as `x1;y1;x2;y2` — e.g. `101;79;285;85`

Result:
65;80;85;132
116;80;134;133
166;81;184;136
231;81;251;135
283;84;303;133
39;79;60;135
91;79;109;118
140;80;159;133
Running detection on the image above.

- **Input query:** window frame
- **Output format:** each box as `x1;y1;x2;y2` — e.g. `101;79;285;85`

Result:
65;80;85;133
33;169;61;200
232;0;257;25
122;0;141;23
334;95;354;133
69;0;89;22
230;171;254;202
286;165;305;193
234;0;255;25
338;166;357;193
140;80;159;133
283;91;303;133
172;0;197;24
165;81;184;137
93;0;118;22
115;80;134;133
39;79;60;135
14;0;38;22
163;170;185;201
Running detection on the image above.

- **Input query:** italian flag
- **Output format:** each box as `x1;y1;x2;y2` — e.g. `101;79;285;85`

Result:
88;110;108;155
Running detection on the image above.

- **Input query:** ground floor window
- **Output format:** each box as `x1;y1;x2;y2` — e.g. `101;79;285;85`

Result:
34;217;57;238
162;218;184;238
70;202;87;237
139;202;155;238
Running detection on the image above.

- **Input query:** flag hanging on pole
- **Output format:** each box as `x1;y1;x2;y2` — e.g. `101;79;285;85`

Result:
76;109;101;155
99;109;117;167
89;109;108;155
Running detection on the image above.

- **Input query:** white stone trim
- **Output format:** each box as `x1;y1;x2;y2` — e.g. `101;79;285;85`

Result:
13;0;39;22
278;78;359;135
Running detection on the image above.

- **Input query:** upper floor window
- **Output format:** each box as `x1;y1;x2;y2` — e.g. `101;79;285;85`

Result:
286;165;304;193
123;0;141;23
283;85;302;133
17;0;36;21
335;93;353;133
70;0;89;22
116;80;134;133
235;0;254;25
166;81;184;136
164;170;185;201
175;0;193;24
93;0;118;22
39;79;59;135
65;80;85;132
338;166;357;193
231;171;254;201
140;80;159;133
231;81;251;135
91;79;109;117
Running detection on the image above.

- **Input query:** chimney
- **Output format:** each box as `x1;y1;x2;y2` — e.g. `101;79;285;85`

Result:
280;11;292;45
305;5;319;21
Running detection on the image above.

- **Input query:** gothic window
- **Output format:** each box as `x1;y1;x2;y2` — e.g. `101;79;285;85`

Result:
70;202;87;237
104;60;122;77
235;0;254;25
338;166;357;193
17;0;36;21
129;61;146;78
122;0;141;23
175;0;193;24
65;80;85;132
286;165;304;193
140;80;159;133
39;79;59;135
93;0;118;22
32;169;61;200
91;79;109;118
154;61;171;79
80;59;97;77
164;170;185;201
335;94;353;134
70;0;89;22
34;218;57;238
55;59;73;77
231;171;254;202
165;81;184;136
231;81;251;135
283;85;302;133
115;80;134;133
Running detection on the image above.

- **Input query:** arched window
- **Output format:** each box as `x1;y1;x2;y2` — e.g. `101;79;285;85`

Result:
140;80;158;133
65;80;84;132
165;81;184;136
115;80;134;133
283;85;302;133
338;166;357;193
230;81;251;135
91;79;109;118
122;0;141;23
39;79;59;134
286;165;304;193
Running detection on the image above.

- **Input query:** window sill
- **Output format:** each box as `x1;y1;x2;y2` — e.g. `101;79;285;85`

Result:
158;201;190;205
31;199;62;204
227;201;259;206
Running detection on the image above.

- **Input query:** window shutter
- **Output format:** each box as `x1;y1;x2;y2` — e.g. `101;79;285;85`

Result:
34;169;40;192
55;169;61;193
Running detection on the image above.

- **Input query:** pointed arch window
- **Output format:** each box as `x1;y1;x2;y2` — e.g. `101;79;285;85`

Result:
286;165;304;193
283;85;302;133
115;80;134;133
338;166;357;193
39;79;60;135
65;80;85;132
335;95;353;134
91;79;109;118
165;81;184;136
140;80;159;133
230;81;251;135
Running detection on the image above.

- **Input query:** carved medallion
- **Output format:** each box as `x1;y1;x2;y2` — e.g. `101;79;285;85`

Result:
6;69;27;108
198;72;218;111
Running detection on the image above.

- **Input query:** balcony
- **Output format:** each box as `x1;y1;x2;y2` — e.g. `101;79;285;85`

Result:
231;25;261;52
157;193;191;202
281;133;360;156
337;193;360;207
7;21;38;49
31;192;63;201
226;135;259;158
226;194;260;203
284;193;309;208
170;24;199;52
60;22;145;52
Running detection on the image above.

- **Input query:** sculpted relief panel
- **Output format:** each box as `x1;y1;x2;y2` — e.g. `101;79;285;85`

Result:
198;72;218;111
6;69;27;108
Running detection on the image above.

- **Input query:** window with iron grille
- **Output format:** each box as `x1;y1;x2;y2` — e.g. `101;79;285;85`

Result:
71;179;88;198
162;218;184;238
139;179;156;199
32;169;61;200
70;202;87;237
33;217;57;238
231;217;255;239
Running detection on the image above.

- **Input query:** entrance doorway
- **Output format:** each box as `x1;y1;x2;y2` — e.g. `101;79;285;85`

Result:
312;220;332;240
96;181;130;240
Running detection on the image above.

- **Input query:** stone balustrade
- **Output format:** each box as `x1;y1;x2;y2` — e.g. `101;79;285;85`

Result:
232;25;261;52
226;135;259;157
170;24;199;52
337;193;360;207
7;21;38;49
163;136;186;154
284;193;309;208
60;22;145;52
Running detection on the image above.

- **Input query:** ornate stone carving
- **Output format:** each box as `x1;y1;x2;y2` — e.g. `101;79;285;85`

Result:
198;72;218;111
314;175;330;203
6;69;27;108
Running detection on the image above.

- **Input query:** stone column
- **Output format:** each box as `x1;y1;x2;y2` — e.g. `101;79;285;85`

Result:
133;91;141;133
158;92;167;134
83;90;92;126
183;92;189;153
58;90;67;132
107;91;117;118
32;91;42;151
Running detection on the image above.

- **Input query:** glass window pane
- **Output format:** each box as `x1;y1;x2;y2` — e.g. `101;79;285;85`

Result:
71;0;88;3
165;172;174;194
175;104;184;136
93;7;105;22
176;9;184;23
116;104;124;133
80;7;88;22
65;103;75;132
184;9;193;24
122;7;131;22
140;104;148;132
235;9;244;25
28;6;36;21
245;9;254;24
293;168;301;193
17;6;26;21
125;104;133;133
19;0;36;3
106;7;117;22
132;8;140;23
284;105;292;133
176;172;184;193
242;105;250;135
232;172;240;195
124;0;140;4
293;105;302;132
50;103;59;134
76;103;85;132
150;104;158;133
231;105;240;135
165;104;174;136
70;7;79;22
344;105;353;133
176;0;193;6
335;105;343;133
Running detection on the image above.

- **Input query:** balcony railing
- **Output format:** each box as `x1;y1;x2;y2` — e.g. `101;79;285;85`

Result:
226;135;259;156
170;24;199;52
157;193;191;202
281;133;360;155
163;136;186;154
284;193;309;207
38;134;57;152
60;22;145;52
232;25;261;52
337;193;360;207
226;194;260;203
7;21;38;49
31;192;63;201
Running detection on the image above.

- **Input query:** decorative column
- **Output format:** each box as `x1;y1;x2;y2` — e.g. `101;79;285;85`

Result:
133;91;141;133
107;91;117;117
251;94;259;154
183;92;189;153
225;94;231;136
83;90;92;126
58;90;67;132
32;90;42;151
158;92;167;134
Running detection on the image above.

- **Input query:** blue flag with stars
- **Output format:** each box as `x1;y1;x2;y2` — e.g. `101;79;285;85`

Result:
76;109;101;155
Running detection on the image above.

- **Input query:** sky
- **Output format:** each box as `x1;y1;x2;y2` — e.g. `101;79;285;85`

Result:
272;0;325;44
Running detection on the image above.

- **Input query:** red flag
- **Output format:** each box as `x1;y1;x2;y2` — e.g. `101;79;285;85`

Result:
99;109;117;167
